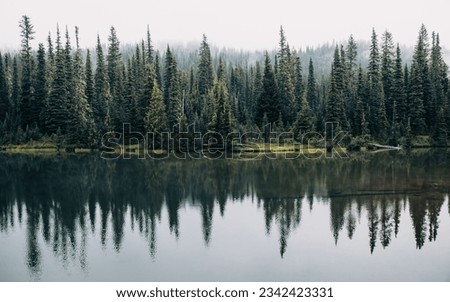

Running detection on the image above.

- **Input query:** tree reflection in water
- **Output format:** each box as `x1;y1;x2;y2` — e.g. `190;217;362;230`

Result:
0;150;449;278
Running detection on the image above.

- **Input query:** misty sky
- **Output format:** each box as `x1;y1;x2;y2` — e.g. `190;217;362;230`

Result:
1;0;449;51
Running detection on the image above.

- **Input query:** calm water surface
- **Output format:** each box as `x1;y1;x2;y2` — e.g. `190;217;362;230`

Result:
1;151;450;281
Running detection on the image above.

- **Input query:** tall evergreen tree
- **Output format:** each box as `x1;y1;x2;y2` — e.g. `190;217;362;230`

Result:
94;35;111;133
430;32;448;130
255;53;280;127
85;50;95;105
368;29;388;138
344;37;358;136
107;27;128;132
107;26;121;91
68;27;95;145
64;27;75;133
356;66;369;136
197;34;214;96
146;26;154;63
292;96;313;141
34;43;47;130
381;30;395;125
19;15;36;129
0;53;9;122
43;26;68;134
164;46;182;129
393;45;406;128
407;25;432;135
306;58;317;112
277;27;295;126
293;52;304;113
326;46;347;130
154;51;162;88
346;35;358;80
10;57;21;131
145;80;168;148
45;33;55;104
209;79;233;141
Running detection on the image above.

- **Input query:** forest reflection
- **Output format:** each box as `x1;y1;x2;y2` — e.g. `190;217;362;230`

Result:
0;151;449;277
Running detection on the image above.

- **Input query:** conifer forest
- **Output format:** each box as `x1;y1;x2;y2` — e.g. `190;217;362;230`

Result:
0;15;449;151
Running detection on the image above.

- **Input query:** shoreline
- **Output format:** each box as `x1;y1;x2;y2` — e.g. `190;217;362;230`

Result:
1;142;448;157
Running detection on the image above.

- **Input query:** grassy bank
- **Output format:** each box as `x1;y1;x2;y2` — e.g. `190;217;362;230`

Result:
1;135;447;156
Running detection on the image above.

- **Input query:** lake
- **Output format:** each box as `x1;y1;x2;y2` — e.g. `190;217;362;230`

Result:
1;151;450;281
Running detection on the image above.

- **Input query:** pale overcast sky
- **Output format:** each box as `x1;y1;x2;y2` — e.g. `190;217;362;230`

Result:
1;0;450;51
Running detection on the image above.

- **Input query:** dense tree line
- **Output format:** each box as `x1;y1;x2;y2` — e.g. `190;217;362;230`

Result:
0;16;449;148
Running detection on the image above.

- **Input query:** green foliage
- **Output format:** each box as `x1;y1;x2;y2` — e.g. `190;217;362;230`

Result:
197;34;214;96
19;15;36;129
306;58;317;111
93;35;111;133
292;97;312;141
44;27;68;134
0;52;10;122
277;27;295;126
326;46;347;130
209;79;233;140
164;46;182;129
1;19;449;150
255;53;280;127
145;80;168;148
34;44;47;129
393;45;406;129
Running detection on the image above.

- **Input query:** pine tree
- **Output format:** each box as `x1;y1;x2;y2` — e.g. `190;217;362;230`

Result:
130;44;146;133
94;35;112;133
346;35;358;80
164;46;182;129
197;34;214;96
0;53;9;122
44;26;68;134
368;29;388;139
64;27;76;134
145;80;168;148
306;58;317;112
381;30;395;123
255;53;280;127
209;79;233;143
44;33;55;123
10;57;21;132
411;25;432;132
136;63;155;132
293;52;304;114
19;15;36;129
67;27;95;145
292;97;312;141
34;44;47;130
154;51;162;88
107;27;128;132
146;26;154;63
124;59;137;140
355;66;369;136
430;32;448;132
85;50;95;105
326;46;347;130
217;57;227;82
277;27;295;126
107;26;121;91
393;45;406;129
251;61;263;122
343;37;359;136
408;63;426;134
